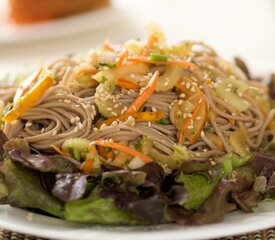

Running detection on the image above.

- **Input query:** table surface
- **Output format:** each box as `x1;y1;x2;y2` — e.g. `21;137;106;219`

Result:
0;0;275;239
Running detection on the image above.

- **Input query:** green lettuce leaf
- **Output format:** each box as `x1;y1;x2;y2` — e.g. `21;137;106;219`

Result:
0;158;64;217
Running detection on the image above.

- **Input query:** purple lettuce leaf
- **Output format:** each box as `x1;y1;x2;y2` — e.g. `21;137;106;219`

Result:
52;173;88;202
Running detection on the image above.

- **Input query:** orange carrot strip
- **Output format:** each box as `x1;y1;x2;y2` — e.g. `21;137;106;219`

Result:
51;145;70;157
142;34;158;55
127;56;202;74
117;78;139;89
178;95;208;145
83;159;94;173
96;111;164;128
116;49;128;67
90;139;152;163
126;71;159;114
103;40;122;52
97;146;115;160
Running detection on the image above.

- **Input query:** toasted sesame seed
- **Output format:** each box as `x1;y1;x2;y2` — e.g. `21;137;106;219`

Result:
77;122;84;130
52;130;57;136
225;88;231;92
25;122;32;128
152;107;157;112
178;100;184;105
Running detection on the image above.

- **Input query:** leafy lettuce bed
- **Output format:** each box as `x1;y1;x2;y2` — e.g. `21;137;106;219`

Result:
0;131;275;225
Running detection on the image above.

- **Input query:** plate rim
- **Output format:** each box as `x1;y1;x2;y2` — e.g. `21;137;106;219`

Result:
0;203;275;240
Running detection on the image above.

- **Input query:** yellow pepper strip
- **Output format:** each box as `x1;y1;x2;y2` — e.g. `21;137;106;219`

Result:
96;111;164;128
13;67;43;102
2;68;55;123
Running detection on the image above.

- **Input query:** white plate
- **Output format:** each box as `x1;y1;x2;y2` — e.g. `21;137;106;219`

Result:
0;4;124;45
0;202;275;240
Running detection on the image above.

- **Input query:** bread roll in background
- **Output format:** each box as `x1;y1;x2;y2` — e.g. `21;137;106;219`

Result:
9;0;110;23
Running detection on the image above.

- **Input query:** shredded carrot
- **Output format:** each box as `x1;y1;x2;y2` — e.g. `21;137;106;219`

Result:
126;71;159;114
50;145;70;157
90;139;152;163
117;78;139;89
97;111;164;128
142;34;158;55
127;56;203;74
83;159;94;173
103;40;122;52
229;118;235;126
116;49;128;67
97;146;115;160
178;95;208;145
74;66;98;76
205;78;212;84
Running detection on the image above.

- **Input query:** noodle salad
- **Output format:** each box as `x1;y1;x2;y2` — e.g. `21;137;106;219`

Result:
0;24;274;225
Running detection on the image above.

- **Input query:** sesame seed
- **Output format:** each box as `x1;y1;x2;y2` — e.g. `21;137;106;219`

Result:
64;99;71;104
195;153;200;157
77;122;84;130
179;93;186;98
196;116;202;120
181;81;185;86
73;127;78;133
192;82;198;86
203;148;208;152
164;81;169;86
107;107;113;111
210;160;216;166
100;124;107;129
25;122;32;128
148;72;153;77
93;127;98;131
75;116;80;122
227;83;232;88
183;113;187;118
111;121;118;126
111;112;118;116
52;130;57;136
109;139;114;143
152;107;157;112
187;113;193;118
244;100;250;105
70;118;76;123
178;100;184;105
186;82;191;89
225;88;231;92
187;125;194;129
190;86;196;92
114;103;119;108
41;128;45;134
148;121;152;127
200;131;205;137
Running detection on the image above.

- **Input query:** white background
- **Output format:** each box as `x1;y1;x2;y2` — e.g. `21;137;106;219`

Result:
0;0;274;76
